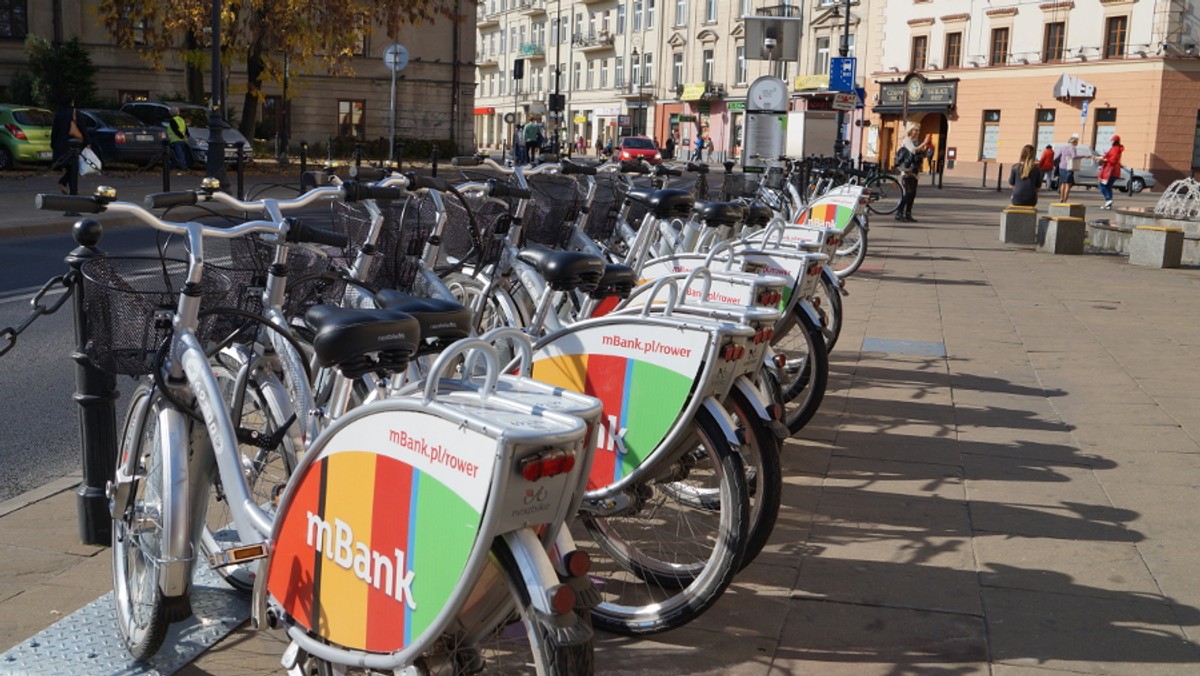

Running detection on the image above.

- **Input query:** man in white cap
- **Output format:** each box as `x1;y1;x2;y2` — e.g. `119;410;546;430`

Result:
1057;134;1079;203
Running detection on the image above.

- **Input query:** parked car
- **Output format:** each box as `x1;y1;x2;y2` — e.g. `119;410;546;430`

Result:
0;104;54;169
121;101;253;166
616;136;663;165
1049;143;1157;194
77;109;167;166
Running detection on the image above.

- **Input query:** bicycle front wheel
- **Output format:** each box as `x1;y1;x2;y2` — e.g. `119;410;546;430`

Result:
112;384;181;660
810;269;844;353
772;304;830;434
864;174;903;215
575;405;749;635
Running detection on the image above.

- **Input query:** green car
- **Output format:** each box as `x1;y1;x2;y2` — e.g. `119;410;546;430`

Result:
0;104;54;169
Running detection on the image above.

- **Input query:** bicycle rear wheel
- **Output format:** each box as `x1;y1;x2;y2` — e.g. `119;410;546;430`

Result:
829;215;868;278
575;406;749;635
772;304;830;434
864;174;903;215
810;269;843;353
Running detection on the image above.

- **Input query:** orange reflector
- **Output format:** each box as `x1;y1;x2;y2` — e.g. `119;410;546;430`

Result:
550;584;577;615
564;550;591;577
520;449;577;481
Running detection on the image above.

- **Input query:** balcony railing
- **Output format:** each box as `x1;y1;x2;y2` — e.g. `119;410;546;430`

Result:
572;32;616;50
515;0;547;14
618;81;654;98
519;41;546;58
478;8;500;26
476;50;498;66
678;81;727;100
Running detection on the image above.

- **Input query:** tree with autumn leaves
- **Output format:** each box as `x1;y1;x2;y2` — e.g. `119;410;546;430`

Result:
97;0;468;139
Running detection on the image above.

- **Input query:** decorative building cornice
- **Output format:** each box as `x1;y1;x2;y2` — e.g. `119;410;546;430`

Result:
908;17;935;27
985;7;1019;17
1038;1;1074;10
1099;0;1135;5
941;13;970;23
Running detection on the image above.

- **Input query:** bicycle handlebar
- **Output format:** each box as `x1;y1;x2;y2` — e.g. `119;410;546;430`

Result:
560;160;598;176
405;172;454;193
144;191;199;210
451;156;482;167
686;162;710;174
619;160;652;175
349;165;390;181
340;180;404;202
654;165;682;178
486;178;532;200
35;194;106;214
283;217;350;248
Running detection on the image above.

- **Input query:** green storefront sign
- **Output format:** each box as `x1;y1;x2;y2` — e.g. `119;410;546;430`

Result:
728;101;746;111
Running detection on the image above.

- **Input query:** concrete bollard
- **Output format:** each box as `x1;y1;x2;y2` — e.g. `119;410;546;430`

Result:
1129;226;1184;268
1000;206;1038;244
1049;202;1087;220
1038;216;1086;254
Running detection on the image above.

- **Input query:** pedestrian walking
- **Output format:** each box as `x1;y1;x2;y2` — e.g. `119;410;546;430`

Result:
704;135;714;163
514;124;527;165
595;136;603;157
50;95;88;194
664;134;676;160
577;135;586;155
893;125;932;222
1009;144;1043;207
1057;134;1080;203
523;118;545;163
167;106;190;171
1096;135;1124;210
691;132;704;162
1037;144;1055;190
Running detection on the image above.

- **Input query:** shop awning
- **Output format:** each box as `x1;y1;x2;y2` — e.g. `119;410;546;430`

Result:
1053;73;1095;98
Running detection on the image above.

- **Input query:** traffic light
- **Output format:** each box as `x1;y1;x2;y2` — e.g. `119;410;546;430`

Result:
512;58;525;80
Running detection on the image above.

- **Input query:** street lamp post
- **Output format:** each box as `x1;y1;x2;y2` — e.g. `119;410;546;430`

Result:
632;39;643;137
833;0;852;158
206;0;228;186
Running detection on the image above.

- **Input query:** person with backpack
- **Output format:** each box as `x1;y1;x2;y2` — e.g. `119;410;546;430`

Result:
893;125;932;222
167;106;191;171
523;118;545;163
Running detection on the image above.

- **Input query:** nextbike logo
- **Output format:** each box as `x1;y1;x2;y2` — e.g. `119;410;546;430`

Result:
601;334;694;359
307;512;417;610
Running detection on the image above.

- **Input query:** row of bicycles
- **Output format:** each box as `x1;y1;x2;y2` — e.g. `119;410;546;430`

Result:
22;151;873;674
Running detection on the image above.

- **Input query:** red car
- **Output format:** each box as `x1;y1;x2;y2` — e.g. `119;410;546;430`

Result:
616;136;662;165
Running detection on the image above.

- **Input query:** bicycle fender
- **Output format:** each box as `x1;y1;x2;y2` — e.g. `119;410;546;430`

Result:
732;375;790;440
158;406;195;599
503;528;571;617
821;264;847;296
701;396;742;450
795;298;823;329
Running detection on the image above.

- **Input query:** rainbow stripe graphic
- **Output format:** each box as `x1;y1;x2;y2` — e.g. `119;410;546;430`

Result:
796;200;855;232
268;449;481;653
533;353;694;491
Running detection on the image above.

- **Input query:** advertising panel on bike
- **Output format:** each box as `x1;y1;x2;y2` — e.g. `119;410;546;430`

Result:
267;411;498;654
793;186;862;232
531;324;709;491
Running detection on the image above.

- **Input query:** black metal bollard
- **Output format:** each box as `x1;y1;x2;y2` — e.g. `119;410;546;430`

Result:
299;141;308;176
982;162;988;188
396;141;405;173
997;163;1003;192
66;218;119;546
236;142;246;200
938;160;944;190
67;139;81;196
161;139;171;192
353;142;363;168
431;146;439;178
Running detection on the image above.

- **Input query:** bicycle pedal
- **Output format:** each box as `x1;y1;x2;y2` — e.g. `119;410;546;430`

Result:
209;542;270;568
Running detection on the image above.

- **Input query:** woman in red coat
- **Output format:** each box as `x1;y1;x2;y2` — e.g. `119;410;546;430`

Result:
1037;144;1055;190
1096;135;1124;210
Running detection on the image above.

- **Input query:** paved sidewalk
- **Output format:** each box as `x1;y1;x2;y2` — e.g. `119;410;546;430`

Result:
3;179;1200;673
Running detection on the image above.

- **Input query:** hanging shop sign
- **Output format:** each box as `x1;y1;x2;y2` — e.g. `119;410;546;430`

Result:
473;107;496;115
680;82;707;101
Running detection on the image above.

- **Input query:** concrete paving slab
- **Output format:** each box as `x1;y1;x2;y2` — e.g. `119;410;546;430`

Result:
982;586;1200;674
824;456;965;501
794;556;981;616
0;491;105;557
974;535;1161;600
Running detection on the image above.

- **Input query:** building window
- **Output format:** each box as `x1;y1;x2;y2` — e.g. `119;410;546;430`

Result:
741;0;752;16
673;52;684;88
600;58;608;87
587;60;595;89
1104;16;1127;59
944;31;962;68
646;0;655;29
643;52;653;83
1043;21;1065;63
911;35;928;71
633;0;643;30
1094;107;1118;151
705;0;717;22
674;0;686;27
574;61;582;89
261;95;282;138
815;36;830;75
617;4;626;33
560;18;567;43
990;27;1009;66
980;109;1000;160
736;45;747;84
703;49;714;82
0;1;29;39
616;56;625;87
338;100;365;138
1035;108;1055;149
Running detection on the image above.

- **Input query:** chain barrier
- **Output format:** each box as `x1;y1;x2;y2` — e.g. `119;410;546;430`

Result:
0;272;76;358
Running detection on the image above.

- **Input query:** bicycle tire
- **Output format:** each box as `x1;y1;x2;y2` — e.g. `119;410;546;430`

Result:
864;174;903;215
200;361;298;594
307;539;593;675
444;271;530;333
811;269;844;353
576;405;749;635
829;215;868;278
111;383;182;660
725;386;783;569
772;304;830;434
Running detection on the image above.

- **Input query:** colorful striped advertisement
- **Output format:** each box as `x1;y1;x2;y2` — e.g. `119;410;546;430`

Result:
794;192;858;232
532;325;708;491
267;412;495;654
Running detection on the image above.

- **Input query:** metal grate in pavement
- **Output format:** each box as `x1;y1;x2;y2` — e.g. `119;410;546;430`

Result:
0;566;249;675
861;337;947;357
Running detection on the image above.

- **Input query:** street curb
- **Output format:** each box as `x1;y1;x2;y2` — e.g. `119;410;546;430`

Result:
0;475;83;519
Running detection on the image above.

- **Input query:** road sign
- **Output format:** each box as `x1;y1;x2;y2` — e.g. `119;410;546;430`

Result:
831;92;859;111
383;44;409;72
1081;99;1090;121
830;57;856;92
